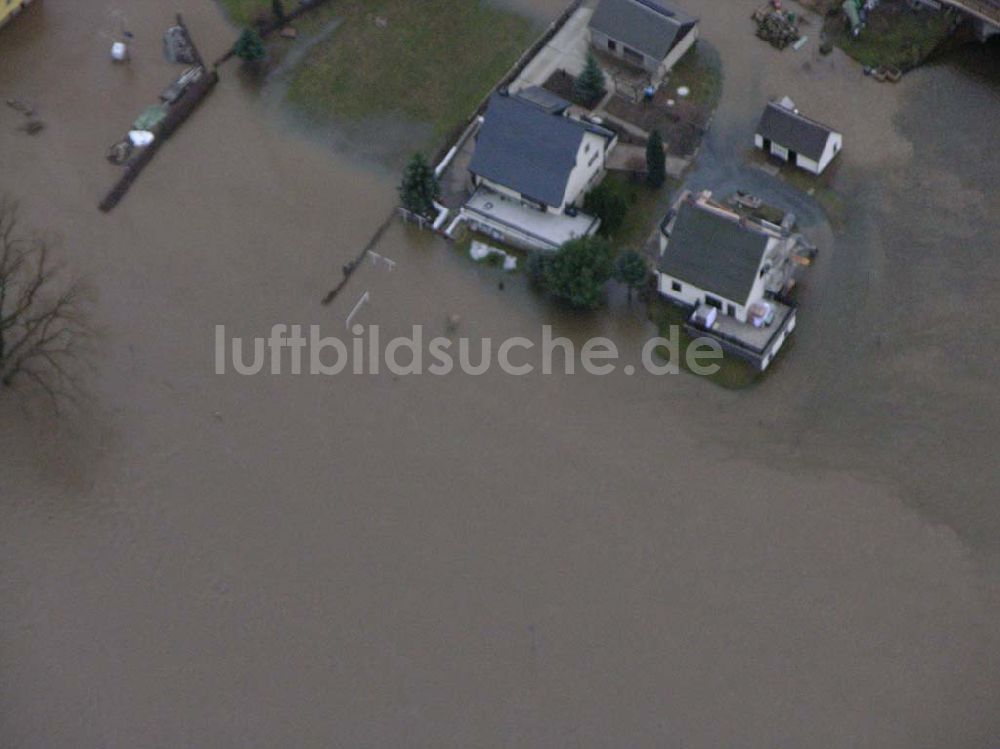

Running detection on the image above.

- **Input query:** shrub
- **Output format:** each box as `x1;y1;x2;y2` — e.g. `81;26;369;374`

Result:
583;181;630;237
234;28;267;63
613;250;650;300
398;153;440;218
543;236;615;310
574;53;606;106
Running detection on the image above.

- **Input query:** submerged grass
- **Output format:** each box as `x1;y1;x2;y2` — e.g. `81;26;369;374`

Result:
284;0;538;139
648;296;761;390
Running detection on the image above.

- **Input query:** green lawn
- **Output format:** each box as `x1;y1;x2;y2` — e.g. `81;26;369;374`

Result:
601;172;677;251
217;0;274;26
665;44;722;113
825;7;953;70
284;0;537;138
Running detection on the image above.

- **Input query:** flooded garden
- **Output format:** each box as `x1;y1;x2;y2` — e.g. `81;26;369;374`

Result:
1;0;999;746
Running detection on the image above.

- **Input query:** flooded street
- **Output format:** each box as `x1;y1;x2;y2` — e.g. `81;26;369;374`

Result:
2;1;999;746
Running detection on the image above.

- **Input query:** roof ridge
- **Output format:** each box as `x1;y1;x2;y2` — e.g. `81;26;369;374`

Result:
767;101;834;133
690;198;770;237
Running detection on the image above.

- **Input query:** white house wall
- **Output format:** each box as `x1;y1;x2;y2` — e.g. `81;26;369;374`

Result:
655;236;777;323
657;26;698;84
760;311;795;370
755;131;843;175
589;29;658;74
740;237;779;319
797;155;821;174
562;131;609;209
656;272;753;321
816;132;843;174
591;26;698;84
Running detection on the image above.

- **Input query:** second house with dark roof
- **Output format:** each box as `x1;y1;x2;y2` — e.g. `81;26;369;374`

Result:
755;97;843;176
588;0;699;88
655;190;802;370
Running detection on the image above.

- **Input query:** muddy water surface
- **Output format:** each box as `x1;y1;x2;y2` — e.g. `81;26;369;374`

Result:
1;1;999;747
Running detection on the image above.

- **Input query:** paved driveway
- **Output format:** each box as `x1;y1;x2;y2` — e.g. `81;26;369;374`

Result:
510;4;594;92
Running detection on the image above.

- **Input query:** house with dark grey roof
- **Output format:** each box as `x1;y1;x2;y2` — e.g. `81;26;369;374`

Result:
460;92;616;251
755;98;843;175
588;0;699;87
655;191;800;370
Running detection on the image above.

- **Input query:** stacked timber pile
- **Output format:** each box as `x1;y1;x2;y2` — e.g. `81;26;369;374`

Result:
752;4;801;49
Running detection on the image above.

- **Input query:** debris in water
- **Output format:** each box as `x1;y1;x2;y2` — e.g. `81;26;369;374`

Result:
5;98;35;117
107;139;133;164
18;120;44;136
752;5;801;50
128;130;155;147
164;25;197;65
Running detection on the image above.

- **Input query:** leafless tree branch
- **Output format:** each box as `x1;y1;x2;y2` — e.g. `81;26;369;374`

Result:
0;196;91;406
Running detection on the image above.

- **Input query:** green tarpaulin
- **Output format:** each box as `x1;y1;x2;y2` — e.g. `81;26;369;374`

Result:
842;0;861;31
133;103;168;131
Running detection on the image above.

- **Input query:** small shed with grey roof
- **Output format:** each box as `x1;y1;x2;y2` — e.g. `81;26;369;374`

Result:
755;100;843;175
588;0;699;85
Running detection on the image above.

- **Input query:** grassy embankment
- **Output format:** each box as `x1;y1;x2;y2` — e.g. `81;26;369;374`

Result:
824;4;954;70
217;0;537;139
287;0;536;137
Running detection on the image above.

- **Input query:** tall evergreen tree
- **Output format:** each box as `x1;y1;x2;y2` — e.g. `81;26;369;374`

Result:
646;130;666;189
613;250;649;301
574;53;606;105
398;153;440;218
234;29;266;63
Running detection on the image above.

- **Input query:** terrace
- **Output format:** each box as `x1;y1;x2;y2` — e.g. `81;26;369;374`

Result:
460;187;599;252
686;300;797;372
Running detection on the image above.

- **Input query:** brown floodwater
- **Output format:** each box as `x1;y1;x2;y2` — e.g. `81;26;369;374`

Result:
2;1;999;746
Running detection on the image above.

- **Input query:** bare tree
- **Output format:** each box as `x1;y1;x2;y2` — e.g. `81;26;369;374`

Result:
0;196;90;403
